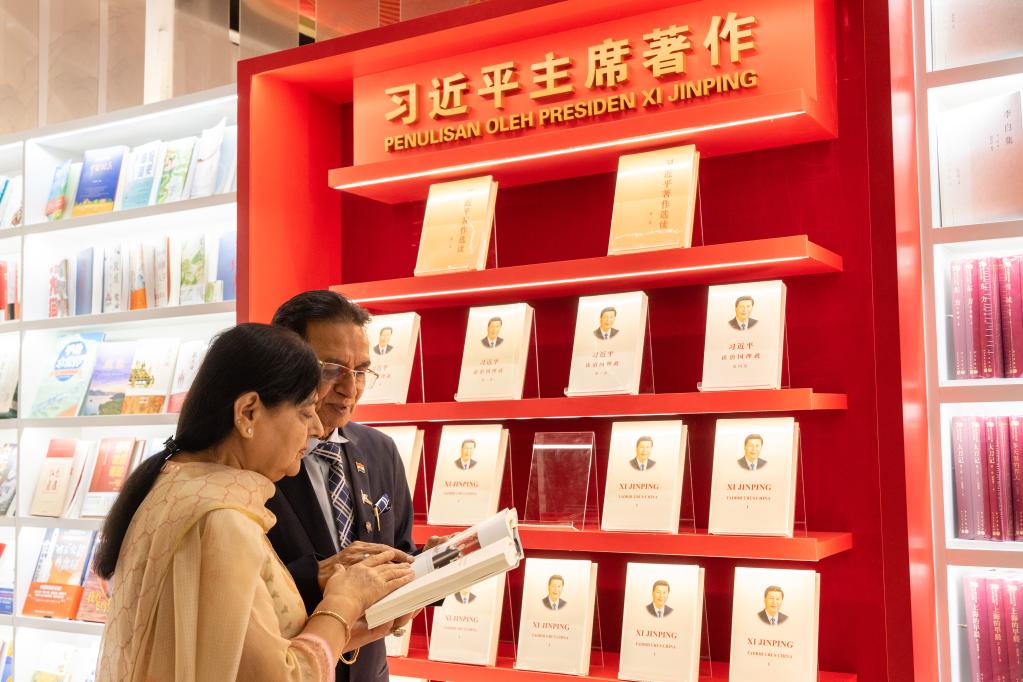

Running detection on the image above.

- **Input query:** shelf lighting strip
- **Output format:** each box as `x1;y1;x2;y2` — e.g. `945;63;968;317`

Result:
334;110;806;190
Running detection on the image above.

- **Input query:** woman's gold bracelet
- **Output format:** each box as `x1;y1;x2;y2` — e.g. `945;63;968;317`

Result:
310;609;360;663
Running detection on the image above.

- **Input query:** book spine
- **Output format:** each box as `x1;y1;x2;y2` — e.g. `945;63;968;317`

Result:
1001;256;1023;378
986;419;1006;541
1007;580;1023;681
990;578;1012;681
953;260;968;379
967;575;990;682
995;417;1014;542
1010;417;1023;541
953;416;975;539
972;417;992;539
965;259;981;379
978;258;1003;378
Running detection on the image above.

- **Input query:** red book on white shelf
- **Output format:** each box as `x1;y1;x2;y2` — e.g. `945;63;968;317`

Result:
1009;417;1023;541
965;574;993;682
999;256;1023;378
978;258;1004;378
1005;579;1023;680
994;418;1014;543
951;260;968;379
80;437;136;518
75;534;111;623
984;418;1008;541
969;417;991;540
964;259;981;379
989;578;1012;682
22;528;95;619
951;416;975;539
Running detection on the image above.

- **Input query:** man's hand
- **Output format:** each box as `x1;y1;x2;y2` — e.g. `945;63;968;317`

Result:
422;534;455;551
317;542;414;591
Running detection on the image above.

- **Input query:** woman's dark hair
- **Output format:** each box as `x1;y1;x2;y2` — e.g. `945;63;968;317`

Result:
96;323;321;579
271;289;371;340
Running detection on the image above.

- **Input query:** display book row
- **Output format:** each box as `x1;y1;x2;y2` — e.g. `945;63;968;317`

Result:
948;255;1023;379
361;280;786;405
391;416;800;537
0;256;18;322
46;230;237;319
412;143;700;279
20;527;110;626
0;174;22;229
950;415;1023;542
22;332;209;419
929;0;1023;70
41;118;237;223
962;569;1023;682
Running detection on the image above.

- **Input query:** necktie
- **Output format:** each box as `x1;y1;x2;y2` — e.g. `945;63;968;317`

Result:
603;333;608;340
770;617;776;625
640;463;646;471
313;440;356;549
749;462;755;470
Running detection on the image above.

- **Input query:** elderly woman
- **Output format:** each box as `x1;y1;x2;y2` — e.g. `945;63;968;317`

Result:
95;323;413;681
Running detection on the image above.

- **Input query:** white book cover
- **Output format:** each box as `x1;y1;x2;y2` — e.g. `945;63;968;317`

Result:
699;280;786;391
0;335;17;413
708;418;800;537
167;339;209;413
188;118;226;198
102;244;124;313
179;235;206;305
121;338;181;414
936;90;1023;226
930;0;1023;70
601;420;687;533
216;125;238;194
384;626;411;657
728;567;820;682
455;303;534;401
361;312;421;405
428;424;508;526
618;563;704;682
566;291;649;396
118;140;163;210
414;175;498;276
152;237;171;307
515;557;598;675
373;425;424;495
428;573;505;665
608;144;700;255
1;175;21;228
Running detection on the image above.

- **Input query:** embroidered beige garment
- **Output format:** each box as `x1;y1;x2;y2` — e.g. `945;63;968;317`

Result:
98;461;333;681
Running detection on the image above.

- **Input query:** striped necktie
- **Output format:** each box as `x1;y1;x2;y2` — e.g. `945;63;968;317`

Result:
312;440;356;549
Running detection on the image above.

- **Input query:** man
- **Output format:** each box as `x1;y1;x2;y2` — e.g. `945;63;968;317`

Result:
758;585;788;625
737;434;766;470
454;439;478;470
268;290;435;682
729;295;758;330
455;588;476;605
373;326;394;355
646;580;673;618
629;436;656;471
481;317;504;348
542;574;567;611
594;306;619;340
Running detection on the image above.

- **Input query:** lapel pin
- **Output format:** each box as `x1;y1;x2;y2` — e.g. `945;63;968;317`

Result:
365;521;372;532
361;491;372;505
355;461;366;474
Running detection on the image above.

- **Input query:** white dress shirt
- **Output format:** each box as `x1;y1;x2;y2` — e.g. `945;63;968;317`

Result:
304;430;350;553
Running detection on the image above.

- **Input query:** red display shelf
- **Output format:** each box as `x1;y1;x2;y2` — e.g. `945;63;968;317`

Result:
413;524;853;562
356;389;847;423
388;650;857;682
332;235;842;312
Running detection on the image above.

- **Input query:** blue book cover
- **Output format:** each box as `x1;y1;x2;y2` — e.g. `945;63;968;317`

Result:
0;587;11;615
217;231;237;301
121;140;162;210
82;340;136;416
29;331;106;417
75;248;94;315
72;146;128;217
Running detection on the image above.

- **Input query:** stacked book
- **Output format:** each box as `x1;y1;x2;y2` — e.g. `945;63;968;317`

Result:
949;255;1023;379
963;570;1023;680
951;415;1023;542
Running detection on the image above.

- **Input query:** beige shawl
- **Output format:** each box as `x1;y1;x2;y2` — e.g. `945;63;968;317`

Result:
98;461;333;681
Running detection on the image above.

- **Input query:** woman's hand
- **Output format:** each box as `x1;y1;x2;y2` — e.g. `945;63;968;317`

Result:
322;549;414;613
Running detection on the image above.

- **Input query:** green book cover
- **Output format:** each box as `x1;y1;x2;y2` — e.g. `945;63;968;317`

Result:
155;137;196;204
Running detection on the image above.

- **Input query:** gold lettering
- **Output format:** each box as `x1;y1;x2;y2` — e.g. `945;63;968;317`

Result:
478;61;521;109
429;72;470;119
643;25;693;76
384;83;418;124
586;37;631;88
530;52;574;100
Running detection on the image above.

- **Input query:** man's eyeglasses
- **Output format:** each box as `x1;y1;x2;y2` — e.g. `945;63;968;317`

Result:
319;361;379;390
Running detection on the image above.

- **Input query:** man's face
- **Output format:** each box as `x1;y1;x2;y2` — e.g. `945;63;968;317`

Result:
599;311;616;332
486;320;502;341
764;590;783;616
636;439;653;462
744;438;763;461
460;441;476;463
378;328;392;347
306;321;371;431
652;585;670;609
735;299;754;322
548;579;564;602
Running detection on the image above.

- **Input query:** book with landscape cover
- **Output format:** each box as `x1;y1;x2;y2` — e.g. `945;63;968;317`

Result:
30;332;105;418
121;338;180;414
82;340;136;416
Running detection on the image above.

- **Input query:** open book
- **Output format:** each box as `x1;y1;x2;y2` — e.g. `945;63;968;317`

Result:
364;508;523;628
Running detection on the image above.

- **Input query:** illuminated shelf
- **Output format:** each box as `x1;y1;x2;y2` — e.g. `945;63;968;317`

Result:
20;301;236;331
357;388;846;423
334;235;842;312
413;524;853;561
16;517;103;531
388;651;857;682
18;414;179;429
14;616;103;637
18;192;236;235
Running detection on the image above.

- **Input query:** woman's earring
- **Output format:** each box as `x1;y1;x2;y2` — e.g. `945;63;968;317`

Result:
246;427;253;436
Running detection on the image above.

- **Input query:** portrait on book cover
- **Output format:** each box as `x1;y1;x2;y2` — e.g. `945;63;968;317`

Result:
757;585;788;625
593;306;620;340
728;295;758;331
454;588;477;605
542;574;567;611
737;433;767;471
645;580;673;618
454;439;478;470
480;316;504;349
628;435;656;471
372;326;394;355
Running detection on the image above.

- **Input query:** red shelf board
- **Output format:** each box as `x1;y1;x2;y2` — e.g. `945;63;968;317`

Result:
413;524;853;562
388;651;857;682
329;89;832;204
332;235;842;312
356;389;847;423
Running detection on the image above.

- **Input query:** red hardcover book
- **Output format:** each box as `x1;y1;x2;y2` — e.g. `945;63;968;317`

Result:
967;574;993;682
995;417;1015;542
989;578;1012;681
965;259;981;379
978;257;1005;378
1010;416;1023;541
952;259;969;379
971;417;992;539
953;416;976;538
1005;580;1023;680
985;418;1009;541
0;261;7;321
999;256;1023;378
74;533;111;623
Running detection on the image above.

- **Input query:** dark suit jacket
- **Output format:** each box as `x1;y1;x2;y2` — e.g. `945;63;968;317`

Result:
646;603;674;617
454;458;478;470
729;317;758;330
738;457;767;470
372;344;393;355
593;327;619;339
629;457;655;471
758;609;788;625
266;421;416;682
481;336;504;348
455;593;476;605
542;596;567;610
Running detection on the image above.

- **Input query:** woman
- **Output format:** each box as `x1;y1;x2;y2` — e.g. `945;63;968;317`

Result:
95;323;414;681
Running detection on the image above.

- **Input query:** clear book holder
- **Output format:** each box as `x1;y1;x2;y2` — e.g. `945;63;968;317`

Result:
523;432;598;529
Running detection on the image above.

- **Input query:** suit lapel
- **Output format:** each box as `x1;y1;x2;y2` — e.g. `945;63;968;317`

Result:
340;426;376;541
279;462;336;557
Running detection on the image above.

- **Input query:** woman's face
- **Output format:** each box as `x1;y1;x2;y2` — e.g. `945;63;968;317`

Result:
245;392;323;481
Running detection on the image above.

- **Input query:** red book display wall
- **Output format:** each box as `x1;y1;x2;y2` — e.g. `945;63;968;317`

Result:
238;1;916;680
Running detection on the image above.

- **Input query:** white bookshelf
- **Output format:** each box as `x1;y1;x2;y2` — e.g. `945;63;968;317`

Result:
0;84;239;677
